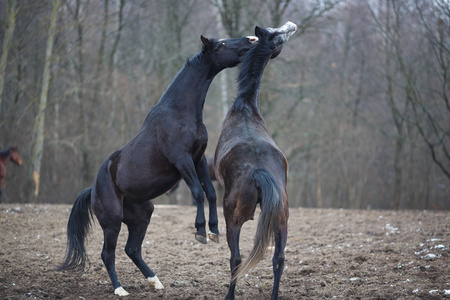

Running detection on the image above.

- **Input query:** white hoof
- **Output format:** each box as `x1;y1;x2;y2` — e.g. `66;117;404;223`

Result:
114;286;129;296
148;275;164;290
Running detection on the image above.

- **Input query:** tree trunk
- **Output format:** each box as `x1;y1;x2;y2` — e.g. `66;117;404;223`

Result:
68;0;91;187
0;0;18;115
93;0;109;106
215;10;229;121
30;0;61;203
107;0;125;127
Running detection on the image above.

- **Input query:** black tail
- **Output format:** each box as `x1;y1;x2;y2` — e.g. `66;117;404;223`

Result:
234;168;282;280
56;187;94;273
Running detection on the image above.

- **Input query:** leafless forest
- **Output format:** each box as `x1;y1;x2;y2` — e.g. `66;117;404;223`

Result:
0;0;449;210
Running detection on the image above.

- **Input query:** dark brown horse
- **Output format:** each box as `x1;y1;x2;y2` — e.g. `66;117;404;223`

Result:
0;146;23;203
214;22;297;300
57;34;258;296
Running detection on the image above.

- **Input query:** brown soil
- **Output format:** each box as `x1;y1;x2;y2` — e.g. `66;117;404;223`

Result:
0;204;449;299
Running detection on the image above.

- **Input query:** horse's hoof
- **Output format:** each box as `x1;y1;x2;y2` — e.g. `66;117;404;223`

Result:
195;233;208;244
208;231;219;243
114;286;129;296
148;275;164;290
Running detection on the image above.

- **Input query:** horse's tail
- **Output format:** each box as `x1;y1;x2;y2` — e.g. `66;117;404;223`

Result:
56;187;94;273
233;168;282;280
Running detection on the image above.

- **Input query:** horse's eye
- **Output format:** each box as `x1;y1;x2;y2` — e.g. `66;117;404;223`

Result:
221;42;226;46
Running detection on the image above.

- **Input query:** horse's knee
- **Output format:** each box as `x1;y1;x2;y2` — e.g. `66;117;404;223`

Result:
125;246;140;262
230;255;242;270
191;186;204;203
273;253;285;271
101;249;111;266
205;190;217;204
276;254;285;264
202;182;216;202
101;241;119;265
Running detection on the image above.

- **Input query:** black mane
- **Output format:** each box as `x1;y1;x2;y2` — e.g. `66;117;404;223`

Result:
232;28;273;113
1;148;10;158
186;48;206;69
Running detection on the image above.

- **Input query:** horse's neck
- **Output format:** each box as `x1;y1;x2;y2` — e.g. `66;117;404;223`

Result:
0;156;9;165
0;149;10;163
158;54;218;114
233;51;270;113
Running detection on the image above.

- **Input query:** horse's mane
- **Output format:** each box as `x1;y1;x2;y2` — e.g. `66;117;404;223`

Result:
186;48;206;69
232;31;273;112
0;148;10;158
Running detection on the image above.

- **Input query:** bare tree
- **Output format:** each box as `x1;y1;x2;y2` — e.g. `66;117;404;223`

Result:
92;0;110;105
377;0;409;210
64;0;92;187
106;0;125;126
412;0;450;179
30;0;61;202
0;0;18;116
0;0;448;209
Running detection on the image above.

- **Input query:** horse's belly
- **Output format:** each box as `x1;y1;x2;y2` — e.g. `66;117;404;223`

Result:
116;159;181;201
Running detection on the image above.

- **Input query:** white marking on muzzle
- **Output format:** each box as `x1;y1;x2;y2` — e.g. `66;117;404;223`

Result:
283;21;298;33
247;36;259;43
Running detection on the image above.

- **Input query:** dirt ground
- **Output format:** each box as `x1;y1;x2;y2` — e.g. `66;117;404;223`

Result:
0;203;448;299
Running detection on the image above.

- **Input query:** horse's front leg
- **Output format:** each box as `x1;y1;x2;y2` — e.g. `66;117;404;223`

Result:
175;155;208;244
196;155;219;242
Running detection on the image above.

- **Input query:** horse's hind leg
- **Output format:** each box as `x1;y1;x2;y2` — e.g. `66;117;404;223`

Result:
270;222;288;300
98;215;125;295
225;214;243;300
196;156;219;242
92;166;127;296
123;201;164;290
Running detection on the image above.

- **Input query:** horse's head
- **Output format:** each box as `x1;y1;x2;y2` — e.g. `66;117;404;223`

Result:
9;147;23;165
200;35;258;69
255;21;297;59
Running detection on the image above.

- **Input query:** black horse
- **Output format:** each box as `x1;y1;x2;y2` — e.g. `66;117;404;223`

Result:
57;34;258;296
214;22;297;300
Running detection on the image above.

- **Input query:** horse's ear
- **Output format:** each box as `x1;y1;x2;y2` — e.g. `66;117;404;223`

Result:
255;26;264;38
201;35;211;48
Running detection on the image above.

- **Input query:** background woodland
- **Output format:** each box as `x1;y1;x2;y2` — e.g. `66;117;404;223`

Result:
0;0;449;210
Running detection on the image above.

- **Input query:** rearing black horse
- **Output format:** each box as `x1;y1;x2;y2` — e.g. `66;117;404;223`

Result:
57;34;258;296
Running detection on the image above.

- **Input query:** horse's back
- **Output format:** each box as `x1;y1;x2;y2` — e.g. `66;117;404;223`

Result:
216;134;287;184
